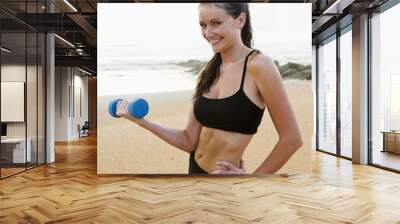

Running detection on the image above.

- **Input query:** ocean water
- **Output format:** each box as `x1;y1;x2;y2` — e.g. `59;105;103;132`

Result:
98;58;198;96
98;50;311;96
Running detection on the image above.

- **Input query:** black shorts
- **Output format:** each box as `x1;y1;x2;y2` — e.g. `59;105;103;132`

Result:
188;151;208;174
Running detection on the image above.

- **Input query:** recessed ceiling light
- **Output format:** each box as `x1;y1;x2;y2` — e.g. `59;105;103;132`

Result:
54;34;75;48
78;67;93;76
63;0;78;12
1;47;11;53
323;0;354;15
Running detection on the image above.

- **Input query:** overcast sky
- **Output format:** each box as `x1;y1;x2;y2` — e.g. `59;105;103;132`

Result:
98;3;311;62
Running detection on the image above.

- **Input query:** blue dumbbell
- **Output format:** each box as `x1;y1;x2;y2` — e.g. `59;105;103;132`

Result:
108;98;149;119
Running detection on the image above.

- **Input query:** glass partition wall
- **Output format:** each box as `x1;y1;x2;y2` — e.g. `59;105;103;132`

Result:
339;27;352;159
0;31;27;177
316;0;400;173
316;26;353;159
370;3;400;171
0;1;46;179
317;35;337;155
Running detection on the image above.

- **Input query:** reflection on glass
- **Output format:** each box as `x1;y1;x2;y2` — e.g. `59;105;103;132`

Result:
0;1;47;179
27;31;38;169
390;75;400;130
38;33;46;165
318;37;337;154
371;3;400;171
26;0;40;170
1;32;27;177
340;30;352;158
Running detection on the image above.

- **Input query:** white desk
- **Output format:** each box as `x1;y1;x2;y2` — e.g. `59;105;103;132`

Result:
1;138;31;163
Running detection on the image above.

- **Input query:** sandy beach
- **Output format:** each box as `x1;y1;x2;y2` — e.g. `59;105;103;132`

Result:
97;80;313;174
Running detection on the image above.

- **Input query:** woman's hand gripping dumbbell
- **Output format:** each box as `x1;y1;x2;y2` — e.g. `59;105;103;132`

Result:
108;98;149;123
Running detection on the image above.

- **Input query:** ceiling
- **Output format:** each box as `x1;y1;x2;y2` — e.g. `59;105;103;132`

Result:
0;0;394;75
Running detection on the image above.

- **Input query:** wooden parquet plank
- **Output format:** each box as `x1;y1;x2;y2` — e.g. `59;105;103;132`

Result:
0;135;400;223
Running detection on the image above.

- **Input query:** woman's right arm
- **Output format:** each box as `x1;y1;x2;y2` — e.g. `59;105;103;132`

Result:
116;100;202;154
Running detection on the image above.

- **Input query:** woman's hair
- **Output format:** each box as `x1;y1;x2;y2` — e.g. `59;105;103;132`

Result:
193;3;253;102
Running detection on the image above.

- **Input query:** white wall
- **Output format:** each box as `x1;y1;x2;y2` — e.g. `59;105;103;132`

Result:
55;66;69;141
73;73;89;137
55;66;89;141
1;65;34;138
1;63;46;164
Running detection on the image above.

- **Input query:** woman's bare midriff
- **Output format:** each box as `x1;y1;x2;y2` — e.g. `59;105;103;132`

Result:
194;126;253;173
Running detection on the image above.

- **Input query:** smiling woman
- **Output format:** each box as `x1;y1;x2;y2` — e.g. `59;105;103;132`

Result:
198;3;252;54
112;3;303;175
97;2;312;175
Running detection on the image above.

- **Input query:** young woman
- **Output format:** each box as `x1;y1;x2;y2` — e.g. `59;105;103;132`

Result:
116;3;303;175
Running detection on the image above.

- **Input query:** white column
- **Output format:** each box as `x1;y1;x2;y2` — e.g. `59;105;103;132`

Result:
46;33;55;163
45;0;55;163
352;14;369;164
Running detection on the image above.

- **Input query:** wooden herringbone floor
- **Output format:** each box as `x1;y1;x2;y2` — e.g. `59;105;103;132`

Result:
1;135;400;223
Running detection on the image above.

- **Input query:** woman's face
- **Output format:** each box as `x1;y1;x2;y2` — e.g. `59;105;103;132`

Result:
198;4;244;53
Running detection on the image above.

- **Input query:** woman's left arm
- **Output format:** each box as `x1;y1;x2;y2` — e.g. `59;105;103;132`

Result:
251;54;303;174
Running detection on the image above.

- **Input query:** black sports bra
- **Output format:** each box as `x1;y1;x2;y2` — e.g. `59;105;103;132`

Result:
194;49;265;134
